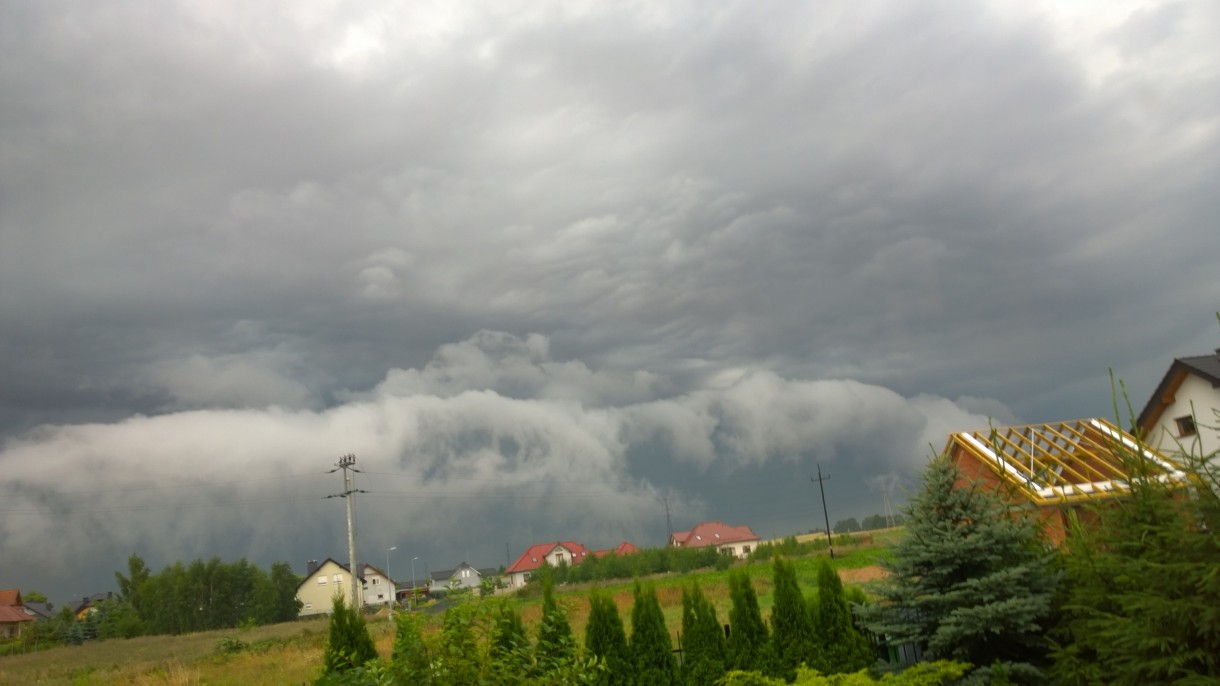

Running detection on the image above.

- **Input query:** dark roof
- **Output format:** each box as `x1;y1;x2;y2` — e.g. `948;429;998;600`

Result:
23;602;54;620
1181;351;1220;383
1137;351;1220;431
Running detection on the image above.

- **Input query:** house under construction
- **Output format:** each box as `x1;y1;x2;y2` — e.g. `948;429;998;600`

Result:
945;417;1189;544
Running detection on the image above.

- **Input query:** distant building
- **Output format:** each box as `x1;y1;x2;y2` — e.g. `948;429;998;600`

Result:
669;521;759;558
295;558;360;617
505;541;592;589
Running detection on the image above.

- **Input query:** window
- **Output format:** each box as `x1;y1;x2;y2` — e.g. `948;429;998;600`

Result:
317;576;327;585
334;574;344;583
1176;415;1197;437
743;545;751;555
304;603;313;610
461;568;471;578
371;577;379;585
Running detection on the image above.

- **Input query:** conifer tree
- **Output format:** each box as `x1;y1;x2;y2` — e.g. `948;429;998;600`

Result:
489;597;531;679
1051;435;1220;685
536;566;576;673
586;589;631;686
860;453;1059;684
681;581;727;685
727;569;773;673
811;559;874;674
630;580;677;685
320;594;378;675
770;556;818;681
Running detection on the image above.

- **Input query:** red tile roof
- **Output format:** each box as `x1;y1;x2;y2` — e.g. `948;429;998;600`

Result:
505;541;591;574
0;606;33;624
0;589;21;606
670;521;759;548
593;541;640;557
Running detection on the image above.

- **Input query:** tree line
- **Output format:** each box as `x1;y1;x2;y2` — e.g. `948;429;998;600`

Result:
314;560;964;685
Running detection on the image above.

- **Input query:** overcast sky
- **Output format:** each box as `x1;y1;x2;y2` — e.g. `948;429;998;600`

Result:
2;0;1218;601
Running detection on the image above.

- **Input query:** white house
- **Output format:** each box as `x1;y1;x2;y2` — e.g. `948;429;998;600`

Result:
1138;350;1220;460
360;563;395;608
504;541;591;589
669;521;759;559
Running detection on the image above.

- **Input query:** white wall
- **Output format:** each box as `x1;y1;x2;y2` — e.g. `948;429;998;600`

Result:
1147;373;1220;460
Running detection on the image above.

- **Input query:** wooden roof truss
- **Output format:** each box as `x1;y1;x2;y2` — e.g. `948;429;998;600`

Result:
950;418;1187;505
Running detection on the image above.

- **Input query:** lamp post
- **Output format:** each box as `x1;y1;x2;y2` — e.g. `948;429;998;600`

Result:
386;546;397;613
410;556;419;609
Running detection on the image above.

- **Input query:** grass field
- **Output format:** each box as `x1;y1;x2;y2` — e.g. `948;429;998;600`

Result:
0;539;897;685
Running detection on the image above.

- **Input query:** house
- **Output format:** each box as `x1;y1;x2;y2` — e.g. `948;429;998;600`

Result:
669;522;759;559
945;418;1189;544
1137;349;1220;460
593;541;640;558
505;541;592;589
430;562;498;591
295;558;361;617
73;592;113;620
360;563;394;608
0;590;35;638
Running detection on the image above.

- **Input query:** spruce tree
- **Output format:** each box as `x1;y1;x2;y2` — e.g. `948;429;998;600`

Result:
1051;439;1220;685
320;594;378;675
681;581;727;685
630;580;677;685
860;453;1059;684
586;590;631;686
727;569;773;673
770;556;818;682
811;558;874;674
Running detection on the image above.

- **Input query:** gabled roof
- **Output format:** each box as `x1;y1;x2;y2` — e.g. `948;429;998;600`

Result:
23;602;54;620
1138;351;1220;432
947;418;1187;506
671;522;759;548
432;561;481;581
0;589;22;606
297;558;362;592
360;563;392;584
593;541;640;557
505;541;591;574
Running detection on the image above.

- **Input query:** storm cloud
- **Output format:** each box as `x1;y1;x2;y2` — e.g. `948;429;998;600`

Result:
2;0;1218;596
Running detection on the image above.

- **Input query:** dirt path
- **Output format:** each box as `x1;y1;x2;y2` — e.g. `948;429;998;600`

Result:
839;565;888;584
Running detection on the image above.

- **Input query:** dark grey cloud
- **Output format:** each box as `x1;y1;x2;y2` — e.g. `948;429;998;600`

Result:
1;0;1218;597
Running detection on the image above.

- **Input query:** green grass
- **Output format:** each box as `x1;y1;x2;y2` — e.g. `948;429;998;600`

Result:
0;537;896;684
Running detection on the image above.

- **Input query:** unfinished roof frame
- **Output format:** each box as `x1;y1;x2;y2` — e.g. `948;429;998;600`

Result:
948;417;1188;506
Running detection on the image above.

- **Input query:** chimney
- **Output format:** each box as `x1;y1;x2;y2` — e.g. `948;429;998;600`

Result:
307;559;319;576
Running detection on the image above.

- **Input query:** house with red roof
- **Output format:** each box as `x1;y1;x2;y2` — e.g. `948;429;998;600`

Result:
504;541;592;589
0;589;35;639
593;541;640;558
669;521;759;559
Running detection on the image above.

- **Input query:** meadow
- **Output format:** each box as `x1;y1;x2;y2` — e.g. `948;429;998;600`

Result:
0;536;896;685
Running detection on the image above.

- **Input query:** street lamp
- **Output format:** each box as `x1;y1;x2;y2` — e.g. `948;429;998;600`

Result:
386;546;397;612
410;556;419;609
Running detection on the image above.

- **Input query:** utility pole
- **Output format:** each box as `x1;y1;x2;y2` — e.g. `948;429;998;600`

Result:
663;496;673;545
812;464;835;559
326;454;367;610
